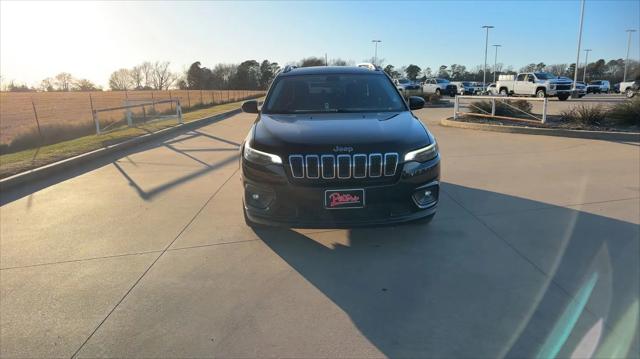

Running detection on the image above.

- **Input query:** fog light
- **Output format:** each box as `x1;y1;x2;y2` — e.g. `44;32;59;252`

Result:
412;186;438;208
245;184;275;210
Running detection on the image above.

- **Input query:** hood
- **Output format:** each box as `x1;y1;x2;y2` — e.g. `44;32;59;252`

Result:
253;112;430;155
549;78;574;84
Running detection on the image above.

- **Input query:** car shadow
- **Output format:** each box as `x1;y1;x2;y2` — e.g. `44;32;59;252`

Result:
252;183;639;358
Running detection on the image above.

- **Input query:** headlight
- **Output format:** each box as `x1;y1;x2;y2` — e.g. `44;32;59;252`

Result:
243;141;282;166
404;142;438;163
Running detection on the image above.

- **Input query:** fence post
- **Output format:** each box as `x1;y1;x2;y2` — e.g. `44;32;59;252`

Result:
169;90;174;111
542;98;548;124
30;99;43;142
126;107;133;126
177;101;183;124
491;98;496;116
453;96;459;120
210;91;214;105
187;90;191;108
151;91;156;113
200;89;204;105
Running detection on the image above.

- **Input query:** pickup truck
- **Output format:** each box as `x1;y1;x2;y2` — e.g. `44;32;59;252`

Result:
619;80;639;98
496;72;573;101
422;78;457;97
394;78;422;98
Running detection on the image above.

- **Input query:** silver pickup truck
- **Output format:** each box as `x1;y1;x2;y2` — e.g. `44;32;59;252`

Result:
496;72;573;101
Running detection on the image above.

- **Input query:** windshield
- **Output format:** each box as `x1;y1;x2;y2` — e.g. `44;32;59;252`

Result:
534;72;558;80
462;82;473;86
263;74;406;114
590;81;601;85
436;79;449;84
398;79;410;84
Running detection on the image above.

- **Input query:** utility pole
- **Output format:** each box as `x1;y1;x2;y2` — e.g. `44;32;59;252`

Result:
623;29;637;82
482;25;494;93
582;49;592;82
372;40;382;66
572;0;585;93
492;44;501;84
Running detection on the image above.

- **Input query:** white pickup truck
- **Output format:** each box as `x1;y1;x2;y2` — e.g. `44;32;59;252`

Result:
496;72;573;101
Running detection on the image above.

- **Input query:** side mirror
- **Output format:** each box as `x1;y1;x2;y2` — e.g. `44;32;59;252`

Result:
408;96;425;110
242;100;259;114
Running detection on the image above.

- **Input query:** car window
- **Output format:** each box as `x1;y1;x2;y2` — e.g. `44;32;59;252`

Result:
263;74;407;114
517;74;526;81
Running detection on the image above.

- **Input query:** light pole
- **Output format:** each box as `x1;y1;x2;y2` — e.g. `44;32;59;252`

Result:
372;40;382;66
572;0;585;92
582;49;592;82
482;25;494;92
623;29;637;82
492;44;501;84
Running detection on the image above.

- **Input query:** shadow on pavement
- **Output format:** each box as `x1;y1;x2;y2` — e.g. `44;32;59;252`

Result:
0;129;240;205
254;183;639;358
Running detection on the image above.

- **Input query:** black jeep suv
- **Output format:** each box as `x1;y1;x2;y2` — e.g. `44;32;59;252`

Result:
240;65;440;228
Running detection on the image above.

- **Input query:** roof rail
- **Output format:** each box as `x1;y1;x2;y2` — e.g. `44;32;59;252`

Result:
282;65;298;73
356;62;382;71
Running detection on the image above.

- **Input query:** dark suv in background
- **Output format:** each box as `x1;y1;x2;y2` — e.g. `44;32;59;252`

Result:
240;65;440;228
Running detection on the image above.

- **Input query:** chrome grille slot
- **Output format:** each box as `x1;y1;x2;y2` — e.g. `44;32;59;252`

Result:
289;155;304;178
306;155;319;179
369;154;382;177
353;154;367;178
321;155;335;179
337;155;351;179
384;153;399;177
288;152;399;180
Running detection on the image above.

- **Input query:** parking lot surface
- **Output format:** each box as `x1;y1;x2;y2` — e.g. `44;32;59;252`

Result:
1;101;639;358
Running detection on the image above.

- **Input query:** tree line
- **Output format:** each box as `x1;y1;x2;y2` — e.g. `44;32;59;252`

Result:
383;58;639;84
3;57;638;92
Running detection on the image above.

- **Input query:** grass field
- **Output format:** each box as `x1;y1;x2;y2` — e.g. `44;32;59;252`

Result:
0;98;263;178
0;90;263;145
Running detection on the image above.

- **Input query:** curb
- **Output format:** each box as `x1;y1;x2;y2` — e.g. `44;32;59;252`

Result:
0;108;242;192
439;118;640;142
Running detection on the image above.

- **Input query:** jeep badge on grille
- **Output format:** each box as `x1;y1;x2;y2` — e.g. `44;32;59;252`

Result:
333;146;353;153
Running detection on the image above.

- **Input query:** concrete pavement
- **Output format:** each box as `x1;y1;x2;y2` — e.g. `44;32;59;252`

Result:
1;106;638;358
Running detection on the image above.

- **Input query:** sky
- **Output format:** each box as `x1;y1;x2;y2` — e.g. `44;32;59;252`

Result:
1;0;639;88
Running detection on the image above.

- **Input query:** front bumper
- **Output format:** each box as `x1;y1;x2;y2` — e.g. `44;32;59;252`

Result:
242;156;441;228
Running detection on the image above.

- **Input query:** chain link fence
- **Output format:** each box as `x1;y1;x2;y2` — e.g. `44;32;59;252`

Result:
0;90;264;151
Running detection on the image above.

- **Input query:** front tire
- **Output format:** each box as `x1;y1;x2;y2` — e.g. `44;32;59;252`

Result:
435;88;441;96
558;94;569;101
626;89;636;98
500;88;509;96
536;89;546;98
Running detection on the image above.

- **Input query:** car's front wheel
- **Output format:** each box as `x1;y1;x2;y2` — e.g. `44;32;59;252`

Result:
536;89;546;98
435;88;441;96
626;88;636;98
558;94;569;101
500;88;508;96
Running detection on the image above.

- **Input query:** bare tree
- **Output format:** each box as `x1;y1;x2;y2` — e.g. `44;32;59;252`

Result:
150;61;176;90
40;77;55;92
130;66;144;89
108;68;132;90
135;62;152;89
54;72;73;91
546;63;568;76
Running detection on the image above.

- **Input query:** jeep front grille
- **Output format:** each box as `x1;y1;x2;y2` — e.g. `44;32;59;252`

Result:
289;153;399;180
